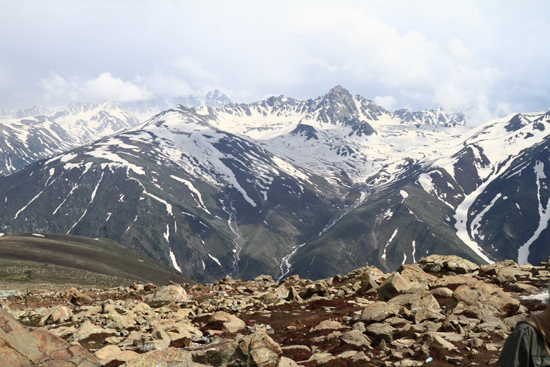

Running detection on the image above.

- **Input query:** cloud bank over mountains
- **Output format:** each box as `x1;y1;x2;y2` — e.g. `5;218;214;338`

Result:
1;0;549;124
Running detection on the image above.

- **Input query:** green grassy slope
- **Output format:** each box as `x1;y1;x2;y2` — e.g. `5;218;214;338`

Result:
0;232;193;286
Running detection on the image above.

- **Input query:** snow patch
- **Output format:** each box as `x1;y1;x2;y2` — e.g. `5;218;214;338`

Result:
60;153;78;163
382;228;399;260
169;248;182;272
454;158;515;264
272;156;311;183
170;175;211;214
14;189;46;219
518;161;550;264
470;193;502;240
144;192;173;215
163;224;170;242
208;254;222;266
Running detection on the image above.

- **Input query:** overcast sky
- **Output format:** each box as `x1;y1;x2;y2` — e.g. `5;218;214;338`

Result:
1;0;549;124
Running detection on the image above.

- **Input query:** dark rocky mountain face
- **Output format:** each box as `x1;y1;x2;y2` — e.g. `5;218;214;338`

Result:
1;87;549;282
0;106;343;282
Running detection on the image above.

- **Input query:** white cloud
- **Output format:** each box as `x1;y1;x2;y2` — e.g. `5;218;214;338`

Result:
3;1;550;122
83;73;151;102
39;73;79;101
39;72;152;104
134;72;193;97
374;96;397;111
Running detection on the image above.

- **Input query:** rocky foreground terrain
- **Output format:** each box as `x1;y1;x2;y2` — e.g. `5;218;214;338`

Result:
1;254;548;367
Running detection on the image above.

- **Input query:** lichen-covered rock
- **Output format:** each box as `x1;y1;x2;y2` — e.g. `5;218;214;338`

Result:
0;309;100;367
340;330;371;347
414;308;446;324
388;291;440;310
360;301;401;322
312;319;347;331
301;280;329;299
123;347;207;367
39;304;73;325
71;293;94;306
398;264;438;283
419;255;479;274
377;272;413;301
494;267;533;284
429;275;479;289
446;280;521;319
480;260;520;276
365;322;394;344
107;309;136;329
422;332;459;352
145;284;188;303
70;320;116;342
238;331;282;367
209;311;246;333
94;344;140;365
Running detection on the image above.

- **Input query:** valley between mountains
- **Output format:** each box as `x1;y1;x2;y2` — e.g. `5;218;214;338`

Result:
1;86;549;283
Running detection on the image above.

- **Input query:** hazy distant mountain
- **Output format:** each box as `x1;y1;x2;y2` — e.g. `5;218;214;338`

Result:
119;90;231;121
0;91;231;176
0;101;139;176
0;106;54;120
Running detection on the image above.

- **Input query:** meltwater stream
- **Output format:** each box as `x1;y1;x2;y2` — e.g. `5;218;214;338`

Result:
275;189;370;282
220;198;243;278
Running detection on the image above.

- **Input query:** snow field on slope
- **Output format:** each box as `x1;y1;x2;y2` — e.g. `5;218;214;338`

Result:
145;112;258;207
518;161;550;264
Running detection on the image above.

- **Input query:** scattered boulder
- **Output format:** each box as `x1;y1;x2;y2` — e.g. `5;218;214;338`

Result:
360;301;401;322
71;292;94;306
0;309;100;366
377;273;412;301
0;254;540;367
419;255;479;274
365;322;394;345
94;344;140;365
398;264;438;283
340;330;371;347
387;291;439;310
145;284;188;304
359;271;380;293
39;304;73;325
237;331;282;367
301;280;329;299
312;319;347;331
209;311;246;333
70;320;116;341
446;280;521;319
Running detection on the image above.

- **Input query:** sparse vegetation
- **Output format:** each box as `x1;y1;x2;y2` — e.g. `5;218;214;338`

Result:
0;232;193;290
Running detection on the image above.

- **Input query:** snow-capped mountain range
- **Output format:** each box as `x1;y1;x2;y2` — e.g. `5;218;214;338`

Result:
0;91;231;176
1;86;548;282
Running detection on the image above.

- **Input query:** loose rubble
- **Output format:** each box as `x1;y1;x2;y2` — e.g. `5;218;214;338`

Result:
0;254;549;366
